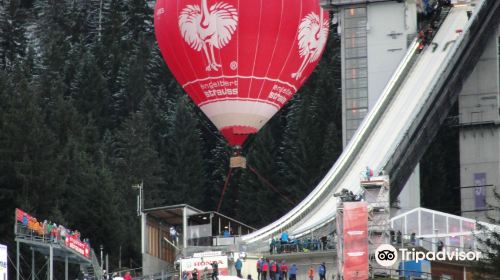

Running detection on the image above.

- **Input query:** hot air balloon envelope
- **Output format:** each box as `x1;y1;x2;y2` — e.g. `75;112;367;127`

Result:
154;0;329;146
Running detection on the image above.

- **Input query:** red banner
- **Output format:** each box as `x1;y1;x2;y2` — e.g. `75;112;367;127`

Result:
16;208;31;223
65;235;90;258
343;202;369;280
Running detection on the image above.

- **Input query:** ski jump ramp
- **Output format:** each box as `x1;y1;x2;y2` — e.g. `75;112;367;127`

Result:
242;0;500;245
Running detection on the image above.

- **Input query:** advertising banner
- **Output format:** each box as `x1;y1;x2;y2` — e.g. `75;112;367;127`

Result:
15;208;30;223
474;173;486;210
180;255;229;276
0;244;7;280
343;202;368;280
65;235;90;258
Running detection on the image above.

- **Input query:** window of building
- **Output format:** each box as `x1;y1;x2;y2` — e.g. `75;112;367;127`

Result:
345;77;368;89
345;67;367;79
345;58;367;69
344;27;367;39
346;88;368;99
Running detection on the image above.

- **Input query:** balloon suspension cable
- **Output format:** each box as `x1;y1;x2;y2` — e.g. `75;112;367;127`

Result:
247;165;296;206
198;115;227;143
216;167;233;213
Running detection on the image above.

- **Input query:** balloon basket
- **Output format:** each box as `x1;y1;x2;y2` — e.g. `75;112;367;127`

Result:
230;146;246;169
230;155;247;169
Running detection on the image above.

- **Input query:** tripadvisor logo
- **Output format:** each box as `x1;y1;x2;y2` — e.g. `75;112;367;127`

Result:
375;244;482;267
375;244;398;267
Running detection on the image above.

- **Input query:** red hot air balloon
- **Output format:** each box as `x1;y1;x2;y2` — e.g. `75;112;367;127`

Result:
154;0;329;151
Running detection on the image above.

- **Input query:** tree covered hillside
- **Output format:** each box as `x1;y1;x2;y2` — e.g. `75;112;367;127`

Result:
0;0;342;273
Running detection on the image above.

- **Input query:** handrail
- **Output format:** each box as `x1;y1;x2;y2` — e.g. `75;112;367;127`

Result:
89;249;104;280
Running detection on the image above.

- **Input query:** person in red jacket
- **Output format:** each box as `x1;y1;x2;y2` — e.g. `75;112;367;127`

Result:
261;259;269;280
307;266;314;280
270;261;277;280
124;272;132;280
280;261;288;280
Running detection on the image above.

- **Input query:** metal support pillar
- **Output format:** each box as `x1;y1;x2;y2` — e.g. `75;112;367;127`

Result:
16;241;20;280
65;256;69;280
182;206;188;250
32;248;35;280
100;245;103;268
106;254;109;279
49;245;53;280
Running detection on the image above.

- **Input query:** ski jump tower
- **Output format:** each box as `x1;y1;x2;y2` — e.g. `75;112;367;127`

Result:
361;175;391;276
334;175;390;279
320;0;420;214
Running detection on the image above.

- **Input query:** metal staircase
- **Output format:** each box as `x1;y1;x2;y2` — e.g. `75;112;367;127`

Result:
80;249;104;280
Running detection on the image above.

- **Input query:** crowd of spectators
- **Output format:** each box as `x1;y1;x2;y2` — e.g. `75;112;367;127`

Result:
257;259;327;280
182;261;220;280
416;0;454;51
269;232;335;255
16;209;90;246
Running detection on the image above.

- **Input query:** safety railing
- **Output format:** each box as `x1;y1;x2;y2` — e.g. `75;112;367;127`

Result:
89;249;104;280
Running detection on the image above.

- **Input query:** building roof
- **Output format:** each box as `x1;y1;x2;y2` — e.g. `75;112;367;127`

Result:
144;204;203;225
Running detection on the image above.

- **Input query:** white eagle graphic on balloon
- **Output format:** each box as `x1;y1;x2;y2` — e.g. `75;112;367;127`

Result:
178;0;328;77
179;0;238;71
292;11;328;80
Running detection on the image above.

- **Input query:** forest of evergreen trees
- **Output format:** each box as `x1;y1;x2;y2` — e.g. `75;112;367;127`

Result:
0;0;344;275
0;0;461;278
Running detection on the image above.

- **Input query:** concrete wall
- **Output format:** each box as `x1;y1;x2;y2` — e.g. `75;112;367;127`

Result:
460;128;500;221
459;23;500;222
458;30;500;124
341;1;417;145
393;165;421;217
339;1;420;208
366;1;417;109
365;1;420;216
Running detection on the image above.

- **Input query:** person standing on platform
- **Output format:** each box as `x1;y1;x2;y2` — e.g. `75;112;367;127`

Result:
203;267;210;280
256;258;262;280
288;264;297;280
170;226;178;245
270;260;277;280
280;261;288;280
261;259;269;280
280;232;289;244
51;223;58;243
275;261;281;280
192;269;199;280
235;258;243;278
124;272;132;280
211;261;219;280
317;262;326;280
307;266;314;280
